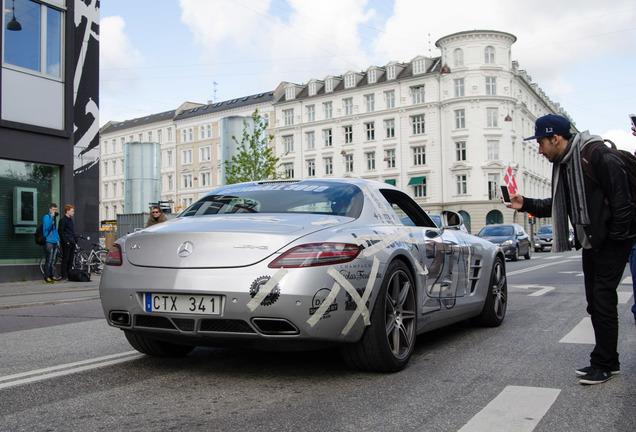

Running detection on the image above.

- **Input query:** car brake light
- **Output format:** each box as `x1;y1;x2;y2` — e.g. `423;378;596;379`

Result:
106;244;123;266
269;243;361;268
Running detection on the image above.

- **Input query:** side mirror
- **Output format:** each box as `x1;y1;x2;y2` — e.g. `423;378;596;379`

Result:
440;210;463;229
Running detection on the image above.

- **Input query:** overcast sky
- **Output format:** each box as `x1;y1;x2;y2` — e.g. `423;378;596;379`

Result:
100;0;636;151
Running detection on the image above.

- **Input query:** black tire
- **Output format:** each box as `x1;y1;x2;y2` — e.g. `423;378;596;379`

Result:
511;246;519;261
341;260;416;372
473;256;507;327
39;251;62;279
124;331;195;357
90;250;107;274
534;248;540;252
524;247;531;260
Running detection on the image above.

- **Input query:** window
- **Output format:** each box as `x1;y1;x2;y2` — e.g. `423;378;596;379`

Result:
189;128;193;141
306;131;315;149
488;173;500;200
485;46;495;64
454;78;464;97
283;135;294;153
412;146;426;166
456;141;466;161
366;152;375;170
486;77;497;95
326;79;333;92
345;74;356;88
148;131;153;142
306;105;315;122
283;163;294;178
286;87;295;100
456;175;467;194
167;128;173;141
306;159;315;177
167;175;173;191
167;151;173;166
385;90;395;109
324;157;333;175
323;129;332;147
344;125;353;144
309;82;316;96
413;59;426;74
455;109;466;129
182;173;193;188
487;140;499;160
283;109;294;126
345;154;354;172
200;127;205;140
413;180;426;198
368;69;377;83
207;125;212;138
323;102;332;119
3;0;63;77
103;161;109;176
200;171;211;187
157;130;162;143
411;86;425;104
120;137;126;147
385;149;396;168
385;119;395;138
387;65;396;80
199;146;211;162
344;98;353;116
139;133;143;142
182;149;193;165
411;114;425;135
487;107;499;127
365;122;375;141
365;94;375;112
454;48;464;67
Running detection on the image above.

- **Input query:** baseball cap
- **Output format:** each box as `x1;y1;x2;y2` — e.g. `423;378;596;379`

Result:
523;114;571;140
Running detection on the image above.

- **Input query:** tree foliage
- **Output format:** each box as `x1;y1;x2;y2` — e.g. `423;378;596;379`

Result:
225;109;281;185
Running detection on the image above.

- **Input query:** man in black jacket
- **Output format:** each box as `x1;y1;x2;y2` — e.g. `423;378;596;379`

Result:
58;204;76;281
507;114;634;385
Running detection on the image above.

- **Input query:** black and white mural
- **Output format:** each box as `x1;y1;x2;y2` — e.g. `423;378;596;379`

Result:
73;0;100;237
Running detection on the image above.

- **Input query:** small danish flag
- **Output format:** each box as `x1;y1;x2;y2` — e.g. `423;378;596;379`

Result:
503;165;518;195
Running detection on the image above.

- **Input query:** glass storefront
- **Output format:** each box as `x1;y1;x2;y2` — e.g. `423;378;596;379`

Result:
0;159;60;263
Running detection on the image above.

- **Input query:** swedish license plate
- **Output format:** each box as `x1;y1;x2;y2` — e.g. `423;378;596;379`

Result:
144;293;222;315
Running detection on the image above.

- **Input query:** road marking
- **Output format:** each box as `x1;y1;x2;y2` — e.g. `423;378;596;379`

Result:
509;284;554;297
620;276;632;285
0;351;142;390
559;317;594;344
618;291;633;304
458;386;561;432
507;259;578;276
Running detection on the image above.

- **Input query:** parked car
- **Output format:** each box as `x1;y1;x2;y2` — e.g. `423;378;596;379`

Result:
100;179;508;372
534;225;553;252
477;223;532;261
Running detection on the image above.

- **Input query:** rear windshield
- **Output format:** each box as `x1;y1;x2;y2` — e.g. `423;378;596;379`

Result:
538;226;552;234
478;225;514;236
180;182;364;218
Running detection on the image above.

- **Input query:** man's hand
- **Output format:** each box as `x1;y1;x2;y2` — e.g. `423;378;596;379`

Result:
504;193;524;211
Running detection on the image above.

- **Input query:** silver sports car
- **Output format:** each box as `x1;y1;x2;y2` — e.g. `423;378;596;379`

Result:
100;179;507;372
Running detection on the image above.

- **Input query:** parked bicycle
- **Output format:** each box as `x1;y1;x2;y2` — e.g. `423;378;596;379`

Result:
75;235;108;274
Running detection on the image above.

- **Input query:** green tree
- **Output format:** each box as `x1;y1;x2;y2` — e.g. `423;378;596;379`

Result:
225;109;281;184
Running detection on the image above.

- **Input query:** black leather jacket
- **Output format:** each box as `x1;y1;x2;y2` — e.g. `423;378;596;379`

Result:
521;140;635;249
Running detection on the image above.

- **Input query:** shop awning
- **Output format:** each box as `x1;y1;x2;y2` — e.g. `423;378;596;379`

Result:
408;176;425;185
384;179;396;185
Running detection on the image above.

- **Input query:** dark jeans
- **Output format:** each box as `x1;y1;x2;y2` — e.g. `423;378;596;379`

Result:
43;242;58;279
629;240;636;318
61;242;74;278
582;238;632;372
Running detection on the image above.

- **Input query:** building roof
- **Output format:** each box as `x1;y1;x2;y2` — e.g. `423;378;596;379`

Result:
173;91;275;121
100;109;177;135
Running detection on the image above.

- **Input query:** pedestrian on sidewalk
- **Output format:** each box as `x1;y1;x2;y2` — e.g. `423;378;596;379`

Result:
506;114;635;385
42;203;60;284
58;204;76;281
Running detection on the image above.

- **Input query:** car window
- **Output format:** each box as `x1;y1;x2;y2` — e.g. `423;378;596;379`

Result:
380;189;436;228
538;226;552;234
478;225;514;236
180;181;364;218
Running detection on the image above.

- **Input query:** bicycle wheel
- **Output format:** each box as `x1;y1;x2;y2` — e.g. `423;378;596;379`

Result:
74;251;89;272
90;250;108;274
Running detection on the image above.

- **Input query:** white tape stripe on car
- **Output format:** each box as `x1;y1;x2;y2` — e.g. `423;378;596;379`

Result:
246;269;288;312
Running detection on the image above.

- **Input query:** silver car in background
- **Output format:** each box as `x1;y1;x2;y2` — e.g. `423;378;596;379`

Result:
100;179;507;372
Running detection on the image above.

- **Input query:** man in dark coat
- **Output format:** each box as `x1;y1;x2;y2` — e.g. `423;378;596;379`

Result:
507;114;635;385
58;204;76;280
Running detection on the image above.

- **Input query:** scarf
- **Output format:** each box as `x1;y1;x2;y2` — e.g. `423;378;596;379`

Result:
551;131;601;251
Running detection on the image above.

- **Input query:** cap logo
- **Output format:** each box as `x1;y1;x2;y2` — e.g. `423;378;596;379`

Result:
546;127;553;133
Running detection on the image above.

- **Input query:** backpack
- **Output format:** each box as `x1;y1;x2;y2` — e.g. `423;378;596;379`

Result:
68;268;91;282
34;224;46;246
581;139;636;205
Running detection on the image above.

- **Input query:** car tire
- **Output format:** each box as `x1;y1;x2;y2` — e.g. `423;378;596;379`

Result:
472;256;507;327
511;246;519;261
340;260;416;372
124;331;195;357
534;247;540;252
524;247;531;260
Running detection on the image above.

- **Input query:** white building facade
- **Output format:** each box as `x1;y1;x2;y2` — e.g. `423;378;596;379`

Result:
272;30;570;233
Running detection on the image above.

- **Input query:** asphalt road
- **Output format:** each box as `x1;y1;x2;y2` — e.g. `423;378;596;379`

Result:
1;251;635;431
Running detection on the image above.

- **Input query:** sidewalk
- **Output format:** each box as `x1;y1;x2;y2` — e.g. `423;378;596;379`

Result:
0;275;100;309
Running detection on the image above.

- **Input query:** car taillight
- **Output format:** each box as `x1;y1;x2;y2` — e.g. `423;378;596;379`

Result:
106;244;123;266
269;243;361;268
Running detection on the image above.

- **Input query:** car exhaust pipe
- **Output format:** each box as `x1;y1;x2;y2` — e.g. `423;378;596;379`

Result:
109;311;131;327
251;318;299;335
